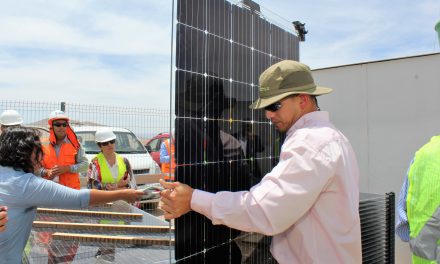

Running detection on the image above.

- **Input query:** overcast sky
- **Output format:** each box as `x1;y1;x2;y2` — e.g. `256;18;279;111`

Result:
0;0;439;109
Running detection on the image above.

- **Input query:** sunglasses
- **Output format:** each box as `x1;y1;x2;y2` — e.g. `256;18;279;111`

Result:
263;94;301;112
53;122;68;127
99;139;116;146
264;101;282;112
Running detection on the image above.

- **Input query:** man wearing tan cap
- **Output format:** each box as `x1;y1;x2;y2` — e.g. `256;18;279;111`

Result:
160;60;362;263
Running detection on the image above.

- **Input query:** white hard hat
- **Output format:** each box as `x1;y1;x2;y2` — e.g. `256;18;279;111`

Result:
95;128;116;143
0;110;23;126
48;110;69;122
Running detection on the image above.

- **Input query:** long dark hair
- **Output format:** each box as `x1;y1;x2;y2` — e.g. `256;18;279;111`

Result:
0;127;42;173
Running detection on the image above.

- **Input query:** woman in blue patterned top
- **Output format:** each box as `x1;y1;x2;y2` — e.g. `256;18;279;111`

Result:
0;127;143;264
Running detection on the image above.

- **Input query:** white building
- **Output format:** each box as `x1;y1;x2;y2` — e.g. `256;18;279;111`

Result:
313;52;440;263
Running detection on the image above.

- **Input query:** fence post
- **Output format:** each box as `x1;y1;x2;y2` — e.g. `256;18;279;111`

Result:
60;102;66;112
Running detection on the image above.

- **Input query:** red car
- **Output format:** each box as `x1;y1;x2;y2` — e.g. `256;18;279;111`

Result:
144;132;170;167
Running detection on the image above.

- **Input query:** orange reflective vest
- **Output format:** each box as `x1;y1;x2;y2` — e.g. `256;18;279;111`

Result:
161;139;175;180
42;142;80;190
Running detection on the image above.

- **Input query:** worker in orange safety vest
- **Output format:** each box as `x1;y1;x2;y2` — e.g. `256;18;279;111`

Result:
160;131;175;181
40;110;88;189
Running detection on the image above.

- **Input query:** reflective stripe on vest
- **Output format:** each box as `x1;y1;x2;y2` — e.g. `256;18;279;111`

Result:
161;139;176;180
42;142;80;190
407;135;440;263
96;153;126;184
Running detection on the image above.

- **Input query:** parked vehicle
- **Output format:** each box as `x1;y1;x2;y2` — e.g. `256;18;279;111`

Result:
73;126;162;184
26;125;161;186
144;132;170;167
26;126;50;144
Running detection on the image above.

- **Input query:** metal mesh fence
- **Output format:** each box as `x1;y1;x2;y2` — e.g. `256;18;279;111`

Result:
0;100;171;141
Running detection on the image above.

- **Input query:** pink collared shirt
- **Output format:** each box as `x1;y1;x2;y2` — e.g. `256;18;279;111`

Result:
191;111;362;264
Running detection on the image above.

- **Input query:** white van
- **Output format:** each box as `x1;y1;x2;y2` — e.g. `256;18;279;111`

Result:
72;126;161;184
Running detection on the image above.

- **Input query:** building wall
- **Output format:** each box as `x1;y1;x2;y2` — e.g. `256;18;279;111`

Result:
313;52;440;263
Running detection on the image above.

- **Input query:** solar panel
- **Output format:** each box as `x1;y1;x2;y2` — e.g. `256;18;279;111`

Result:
359;192;395;264
174;0;299;262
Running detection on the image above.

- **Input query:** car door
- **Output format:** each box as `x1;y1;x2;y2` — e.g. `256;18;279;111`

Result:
146;138;162;166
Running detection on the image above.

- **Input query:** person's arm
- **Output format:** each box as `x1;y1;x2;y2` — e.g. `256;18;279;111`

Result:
39;154;50;178
36;168;45;177
161;141;337;236
41;155;56;180
17;172;142;209
87;159;103;190
17;173;90;209
121;158;137;190
71;146;89;173
0;206;7;232
395;159;412;242
89;189;142;205
159;142;170;163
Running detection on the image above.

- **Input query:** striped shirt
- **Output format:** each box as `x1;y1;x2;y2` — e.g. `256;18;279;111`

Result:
395;160;412;242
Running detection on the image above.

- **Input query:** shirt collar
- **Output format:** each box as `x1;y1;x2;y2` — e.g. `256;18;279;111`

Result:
287;111;330;136
53;136;69;146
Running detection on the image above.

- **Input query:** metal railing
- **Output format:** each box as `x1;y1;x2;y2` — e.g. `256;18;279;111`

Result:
0;100;171;143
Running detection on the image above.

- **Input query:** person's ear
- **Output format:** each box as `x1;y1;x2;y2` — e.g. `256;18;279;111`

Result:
298;94;307;110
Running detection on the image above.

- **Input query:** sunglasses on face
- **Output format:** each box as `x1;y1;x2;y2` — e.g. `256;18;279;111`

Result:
263;94;302;112
53;122;68;127
264;101;282;112
99;139;116;146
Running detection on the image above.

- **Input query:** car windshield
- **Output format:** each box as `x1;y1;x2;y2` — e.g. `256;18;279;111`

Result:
76;131;147;154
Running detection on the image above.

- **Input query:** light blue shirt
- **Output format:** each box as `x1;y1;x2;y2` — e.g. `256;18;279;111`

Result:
0;166;90;264
395;159;412;242
160;141;170;163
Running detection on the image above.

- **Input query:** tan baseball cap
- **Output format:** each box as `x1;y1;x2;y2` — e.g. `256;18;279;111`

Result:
249;60;332;109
